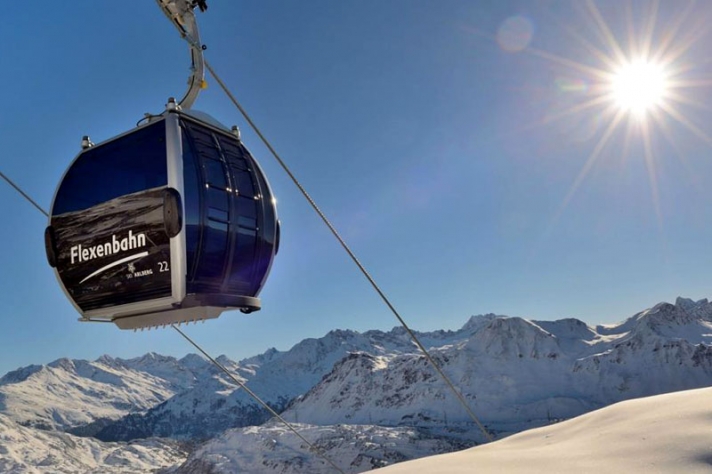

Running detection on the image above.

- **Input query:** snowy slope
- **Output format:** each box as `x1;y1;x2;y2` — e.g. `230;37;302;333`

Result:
0;353;209;431
169;386;712;474
0;413;186;473
378;386;712;474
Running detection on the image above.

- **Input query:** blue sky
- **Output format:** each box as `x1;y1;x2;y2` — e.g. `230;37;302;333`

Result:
2;0;712;375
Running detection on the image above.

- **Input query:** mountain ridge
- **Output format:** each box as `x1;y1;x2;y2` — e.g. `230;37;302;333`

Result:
2;296;712;473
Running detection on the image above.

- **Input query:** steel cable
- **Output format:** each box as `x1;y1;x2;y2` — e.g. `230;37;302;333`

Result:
172;324;346;473
204;59;493;442
0;170;347;472
0;171;49;217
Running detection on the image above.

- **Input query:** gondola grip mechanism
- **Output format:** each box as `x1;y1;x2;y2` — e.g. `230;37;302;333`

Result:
155;0;207;110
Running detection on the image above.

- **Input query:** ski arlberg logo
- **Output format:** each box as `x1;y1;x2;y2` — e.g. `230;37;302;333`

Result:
68;230;150;283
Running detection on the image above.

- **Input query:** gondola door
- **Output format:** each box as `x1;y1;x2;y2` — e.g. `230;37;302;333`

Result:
180;117;270;298
224;140;260;295
181;119;232;292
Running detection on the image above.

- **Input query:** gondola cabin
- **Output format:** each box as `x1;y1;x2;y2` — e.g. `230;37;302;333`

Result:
45;106;279;329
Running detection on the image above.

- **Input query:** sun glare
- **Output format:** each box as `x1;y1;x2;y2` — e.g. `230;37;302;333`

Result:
611;60;667;117
511;1;712;240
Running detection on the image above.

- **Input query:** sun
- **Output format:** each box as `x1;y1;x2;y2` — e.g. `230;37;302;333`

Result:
507;1;712;239
611;60;668;117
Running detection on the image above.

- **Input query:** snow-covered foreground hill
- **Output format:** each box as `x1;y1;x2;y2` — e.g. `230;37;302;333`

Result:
167;386;712;473
377;386;712;473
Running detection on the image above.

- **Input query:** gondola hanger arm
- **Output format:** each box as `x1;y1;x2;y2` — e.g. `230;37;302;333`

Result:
155;0;208;110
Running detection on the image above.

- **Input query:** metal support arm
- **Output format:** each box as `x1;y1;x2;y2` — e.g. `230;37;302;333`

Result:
156;0;207;110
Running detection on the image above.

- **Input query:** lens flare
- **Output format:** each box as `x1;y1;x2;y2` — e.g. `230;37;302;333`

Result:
497;15;535;52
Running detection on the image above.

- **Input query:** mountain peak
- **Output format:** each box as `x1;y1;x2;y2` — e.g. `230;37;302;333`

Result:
675;296;709;311
95;354;121;369
325;328;359;340
0;364;44;385
48;357;76;371
636;299;704;328
461;314;499;333
467;316;559;358
179;353;208;368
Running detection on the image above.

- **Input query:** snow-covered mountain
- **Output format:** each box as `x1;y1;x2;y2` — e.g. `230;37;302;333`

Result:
93;328;433;441
0;413;186;473
280;297;712;436
11;296;712;442
2;296;712;473
0;352;211;431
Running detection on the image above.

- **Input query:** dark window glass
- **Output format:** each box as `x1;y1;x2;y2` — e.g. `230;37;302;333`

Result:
185;223;200;276
218;134;250;171
196;220;228;280
182;130;201;275
190;127;217;150
225;152;248;171
206;186;229;211
231;227;257;284
53;121;167;215
198;147;221;161
220;140;241;156
208;207;229;222
182;132;201;227
238;215;257;230
234;170;255;197
236;196;257;222
225;154;249;171
204;158;227;189
183;122;219;158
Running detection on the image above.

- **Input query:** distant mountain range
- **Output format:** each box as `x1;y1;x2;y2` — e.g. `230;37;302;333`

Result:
1;296;712;473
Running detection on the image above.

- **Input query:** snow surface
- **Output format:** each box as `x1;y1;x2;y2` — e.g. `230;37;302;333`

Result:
378;386;712;473
168;422;469;474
